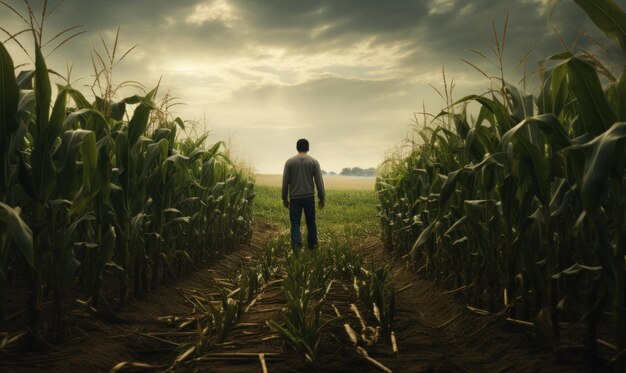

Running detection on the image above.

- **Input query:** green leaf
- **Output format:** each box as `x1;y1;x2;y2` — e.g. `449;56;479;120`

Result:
551;263;603;279
34;43;51;134
444;216;468;238
16;70;34;90
0;40;19;147
606;66;626;121
95;96;126;121
70;131;98;215
506;82;534;122
142;139;168;180
439;167;476;211
166;154;190;166
30;45;56;200
501;114;572;152
173;117;185;130
565;57;616;136
566;122;626;212
453;95;515;137
0;269;7;318
466;124;497;161
410;219;438;260
18;153;39;201
128;87;157;146
63;108;110;138
537;63;569;118
0;40;20;197
98;226;116;280
500;114;571;204
573;0;626;54
50;85;68;138
114;132;129;174
66;87;93;109
0;202;34;269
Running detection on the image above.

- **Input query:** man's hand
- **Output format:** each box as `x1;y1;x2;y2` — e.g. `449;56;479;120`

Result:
318;199;325;209
283;199;290;209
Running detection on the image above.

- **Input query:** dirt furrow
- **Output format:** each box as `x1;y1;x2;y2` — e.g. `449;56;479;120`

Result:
2;226;601;372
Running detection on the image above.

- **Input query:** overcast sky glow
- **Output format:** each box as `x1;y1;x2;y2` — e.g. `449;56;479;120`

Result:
2;0;624;173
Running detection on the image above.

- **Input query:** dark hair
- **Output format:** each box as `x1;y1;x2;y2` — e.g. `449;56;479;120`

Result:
296;138;309;152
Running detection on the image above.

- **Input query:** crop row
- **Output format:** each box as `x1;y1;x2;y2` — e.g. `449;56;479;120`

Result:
376;0;626;370
269;236;395;369
0;7;254;348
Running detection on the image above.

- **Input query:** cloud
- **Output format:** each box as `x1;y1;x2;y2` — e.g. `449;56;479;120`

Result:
1;0;625;173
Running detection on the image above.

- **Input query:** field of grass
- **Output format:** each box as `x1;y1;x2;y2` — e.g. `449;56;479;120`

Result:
253;174;379;239
255;173;375;190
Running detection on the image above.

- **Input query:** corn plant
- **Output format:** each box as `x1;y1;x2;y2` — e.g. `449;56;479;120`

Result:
0;204;34;322
173;246;280;370
207;290;241;343
356;265;395;332
268;248;336;366
268;287;331;366
376;0;626;369
0;36;35;323
177;290;240;352
324;238;364;281
0;0;254;347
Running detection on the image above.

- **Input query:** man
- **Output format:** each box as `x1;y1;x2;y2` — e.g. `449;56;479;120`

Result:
282;138;325;249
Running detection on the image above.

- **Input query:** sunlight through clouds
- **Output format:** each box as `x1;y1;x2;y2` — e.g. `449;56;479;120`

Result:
1;0;623;173
429;0;455;14
186;0;241;26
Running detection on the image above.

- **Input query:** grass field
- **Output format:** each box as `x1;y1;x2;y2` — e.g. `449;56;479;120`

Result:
254;174;375;190
253;173;379;239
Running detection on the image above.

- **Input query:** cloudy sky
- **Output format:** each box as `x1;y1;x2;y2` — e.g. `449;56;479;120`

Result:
2;0;624;173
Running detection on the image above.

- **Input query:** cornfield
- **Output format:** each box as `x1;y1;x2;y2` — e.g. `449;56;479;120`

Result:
0;2;254;348
376;0;626;369
3;0;626;371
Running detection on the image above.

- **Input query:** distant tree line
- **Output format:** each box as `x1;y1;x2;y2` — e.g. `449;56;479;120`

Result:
322;167;377;177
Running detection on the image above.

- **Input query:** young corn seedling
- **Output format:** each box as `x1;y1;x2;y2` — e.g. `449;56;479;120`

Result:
269;247;336;366
357;265;395;332
207;292;240;343
268;287;334;366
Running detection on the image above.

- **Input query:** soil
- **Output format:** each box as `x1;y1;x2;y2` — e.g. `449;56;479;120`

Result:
0;222;610;372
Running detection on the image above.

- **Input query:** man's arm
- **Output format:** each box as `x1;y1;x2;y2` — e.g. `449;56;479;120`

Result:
281;161;290;208
314;160;325;208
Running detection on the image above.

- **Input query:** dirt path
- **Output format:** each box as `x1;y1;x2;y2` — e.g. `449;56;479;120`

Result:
353;237;592;373
1;224;600;372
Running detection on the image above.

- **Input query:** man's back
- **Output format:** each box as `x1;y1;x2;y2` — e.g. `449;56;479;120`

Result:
282;154;325;201
282;138;324;250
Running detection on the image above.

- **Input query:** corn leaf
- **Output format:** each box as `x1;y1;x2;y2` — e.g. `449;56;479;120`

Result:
0;202;34;269
410;219;438;260
30;45;56;200
128;88;157;146
567;122;626;212
0;40;19;147
50;84;68;138
566;57;616;136
34;44;51;132
70;131;98;215
506;83;534;123
16;70;34;90
0;40;19;197
501;114;571;152
66;87;93;109
53;131;89;201
573;0;626;54
63;108;110;138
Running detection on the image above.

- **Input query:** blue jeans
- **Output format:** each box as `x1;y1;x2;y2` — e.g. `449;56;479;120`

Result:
289;197;317;249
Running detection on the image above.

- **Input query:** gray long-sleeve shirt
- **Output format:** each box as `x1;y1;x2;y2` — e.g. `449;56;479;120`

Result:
282;154;325;201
